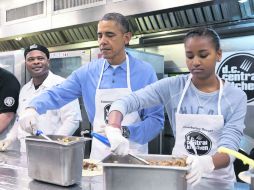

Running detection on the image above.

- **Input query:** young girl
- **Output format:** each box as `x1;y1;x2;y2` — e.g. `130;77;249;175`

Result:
105;28;247;190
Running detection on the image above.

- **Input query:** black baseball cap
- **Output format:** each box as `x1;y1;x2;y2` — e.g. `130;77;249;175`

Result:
24;44;50;59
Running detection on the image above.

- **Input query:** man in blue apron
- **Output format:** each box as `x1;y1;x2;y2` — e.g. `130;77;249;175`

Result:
92;54;149;159
106;28;247;189
18;13;164;160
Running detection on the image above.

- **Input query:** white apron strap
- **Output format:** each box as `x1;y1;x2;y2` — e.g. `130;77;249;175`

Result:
96;60;106;89
96;54;131;90
176;74;224;115
176;74;192;113
126;54;131;90
217;76;223;115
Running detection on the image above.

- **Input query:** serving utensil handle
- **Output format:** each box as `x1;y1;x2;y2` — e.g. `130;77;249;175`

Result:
91;132;111;147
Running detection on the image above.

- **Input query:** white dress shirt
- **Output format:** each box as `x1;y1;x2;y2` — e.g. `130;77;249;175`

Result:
8;71;82;151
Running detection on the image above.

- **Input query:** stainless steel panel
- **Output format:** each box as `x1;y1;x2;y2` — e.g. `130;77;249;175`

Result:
0;50;27;86
144;16;153;31
169;12;178;27
81;26;93;39
186;9;196;24
174;11;183;26
0;0;252;52
149;15;159;30
155;14;166;29
42;33;51;45
211;4;223;21
239;1;253;17
180;10;189;26
0;151;250;189
203;6;214;22
0;0;213;39
54;0;105;11
220;3;231;19
6;1;44;22
194;7;205;23
25;135;86;186
88;25;97;39
102;154;188;190
137;17;147;31
162;13;172;28
102;154;147;165
0;151;104;189
29;180;82;190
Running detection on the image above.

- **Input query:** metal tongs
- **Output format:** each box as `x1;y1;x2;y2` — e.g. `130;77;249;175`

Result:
91;132;150;165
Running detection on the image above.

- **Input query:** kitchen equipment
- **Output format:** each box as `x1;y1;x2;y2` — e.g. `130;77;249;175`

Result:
25;135;88;186
218;147;254;190
29;180;82;190
35;129;54;141
101;154;189;190
90;132;149;164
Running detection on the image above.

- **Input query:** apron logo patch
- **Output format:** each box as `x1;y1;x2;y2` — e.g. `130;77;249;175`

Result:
104;104;111;124
4;97;15;107
184;131;212;155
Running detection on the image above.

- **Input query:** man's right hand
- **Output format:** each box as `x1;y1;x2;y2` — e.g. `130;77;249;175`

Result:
105;125;129;156
18;108;39;134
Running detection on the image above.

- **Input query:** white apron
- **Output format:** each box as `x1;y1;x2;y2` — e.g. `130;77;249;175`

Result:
90;55;148;160
173;75;234;190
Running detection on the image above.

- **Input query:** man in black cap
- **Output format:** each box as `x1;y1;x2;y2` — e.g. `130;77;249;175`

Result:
24;44;50;59
0;44;82;151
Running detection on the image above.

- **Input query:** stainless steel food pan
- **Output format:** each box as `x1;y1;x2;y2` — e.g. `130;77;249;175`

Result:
25;135;87;186
102;154;189;190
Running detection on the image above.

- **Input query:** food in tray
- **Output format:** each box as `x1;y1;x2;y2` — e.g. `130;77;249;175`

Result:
83;161;99;171
147;157;187;167
82;159;103;176
56;137;79;143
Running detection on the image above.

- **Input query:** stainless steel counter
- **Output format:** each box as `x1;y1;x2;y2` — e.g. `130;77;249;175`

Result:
0;151;251;190
0;150;103;190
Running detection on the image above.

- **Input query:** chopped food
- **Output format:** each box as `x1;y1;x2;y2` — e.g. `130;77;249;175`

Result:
83;161;99;171
82;159;103;176
148;157;187;167
56;137;79;143
57;137;70;143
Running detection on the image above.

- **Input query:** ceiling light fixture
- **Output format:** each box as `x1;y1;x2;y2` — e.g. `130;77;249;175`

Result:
238;0;248;3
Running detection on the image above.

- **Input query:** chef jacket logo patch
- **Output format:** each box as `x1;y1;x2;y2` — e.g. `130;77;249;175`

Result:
184;131;212;155
4;97;15;107
217;53;254;103
104;104;111;124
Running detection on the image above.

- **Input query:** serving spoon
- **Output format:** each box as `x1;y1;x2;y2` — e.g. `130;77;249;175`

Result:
35;129;54;142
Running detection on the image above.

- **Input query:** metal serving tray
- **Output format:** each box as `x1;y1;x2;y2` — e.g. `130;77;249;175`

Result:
25;135;87;186
102;154;189;190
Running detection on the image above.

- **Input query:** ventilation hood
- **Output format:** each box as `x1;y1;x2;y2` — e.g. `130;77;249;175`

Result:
0;0;253;51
